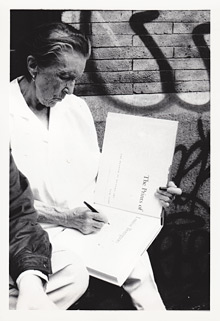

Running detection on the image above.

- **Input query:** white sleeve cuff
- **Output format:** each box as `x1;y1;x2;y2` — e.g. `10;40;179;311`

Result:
16;270;48;290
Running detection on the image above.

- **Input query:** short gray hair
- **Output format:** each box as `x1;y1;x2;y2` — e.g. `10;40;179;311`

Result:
16;22;91;79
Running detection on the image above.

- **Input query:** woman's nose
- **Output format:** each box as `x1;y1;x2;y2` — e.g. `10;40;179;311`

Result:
64;80;75;94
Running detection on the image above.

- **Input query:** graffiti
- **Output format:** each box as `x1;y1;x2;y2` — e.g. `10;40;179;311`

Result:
78;10;210;113
173;118;210;214
129;10;176;93
192;23;210;77
148;118;210;299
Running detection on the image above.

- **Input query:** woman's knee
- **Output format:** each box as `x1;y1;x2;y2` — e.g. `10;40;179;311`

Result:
53;256;89;308
63;255;89;296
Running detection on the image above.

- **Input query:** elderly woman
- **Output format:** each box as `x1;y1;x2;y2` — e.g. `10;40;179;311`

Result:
10;22;182;310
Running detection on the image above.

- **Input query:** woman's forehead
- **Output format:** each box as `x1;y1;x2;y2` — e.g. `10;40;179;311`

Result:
50;50;86;75
57;49;85;64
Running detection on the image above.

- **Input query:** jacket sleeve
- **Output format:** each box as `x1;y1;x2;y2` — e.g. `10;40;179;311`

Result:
9;150;52;283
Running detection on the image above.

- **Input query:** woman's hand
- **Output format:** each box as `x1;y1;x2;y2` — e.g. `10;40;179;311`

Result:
16;274;59;310
155;181;182;208
64;207;109;235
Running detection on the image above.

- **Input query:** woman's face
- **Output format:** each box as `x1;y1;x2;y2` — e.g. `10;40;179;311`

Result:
34;50;87;107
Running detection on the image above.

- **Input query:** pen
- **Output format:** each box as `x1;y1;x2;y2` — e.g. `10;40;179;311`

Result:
159;187;168;191
84;201;110;225
84;201;98;213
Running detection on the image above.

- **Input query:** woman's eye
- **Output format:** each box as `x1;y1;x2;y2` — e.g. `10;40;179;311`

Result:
59;75;69;80
59;75;75;82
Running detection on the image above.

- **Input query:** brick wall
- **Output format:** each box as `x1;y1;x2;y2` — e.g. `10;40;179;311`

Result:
61;10;210;96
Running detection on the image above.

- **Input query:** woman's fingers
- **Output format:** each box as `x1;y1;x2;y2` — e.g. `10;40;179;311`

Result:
167;186;182;195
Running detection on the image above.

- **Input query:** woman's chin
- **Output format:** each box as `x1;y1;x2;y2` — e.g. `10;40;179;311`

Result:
47;101;59;108
50;98;63;107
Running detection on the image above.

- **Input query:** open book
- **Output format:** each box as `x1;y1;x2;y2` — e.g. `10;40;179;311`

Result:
63;113;178;286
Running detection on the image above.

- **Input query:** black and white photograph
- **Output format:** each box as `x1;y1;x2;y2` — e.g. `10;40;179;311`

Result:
0;1;215;319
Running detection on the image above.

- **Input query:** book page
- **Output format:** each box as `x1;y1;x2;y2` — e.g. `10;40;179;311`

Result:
95;113;178;218
55;205;162;285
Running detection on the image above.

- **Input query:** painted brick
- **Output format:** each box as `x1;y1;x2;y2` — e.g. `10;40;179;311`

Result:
63;10;210;24
134;82;164;94
62;11;81;23
175;70;209;81
85;59;132;72
142;22;173;35
90;10;132;23
91;35;133;47
60;9;210;96
78;70;172;84
67;20;173;36
134;81;210;94
174;47;210;58
133;34;210;47
62;10;133;23
133;59;160;71
171;58;209;70
151;10;210;23
173;23;202;34
91;22;172;35
91;47;174;60
75;83;133;96
92;22;134;35
175;81;210;92
133;58;209;71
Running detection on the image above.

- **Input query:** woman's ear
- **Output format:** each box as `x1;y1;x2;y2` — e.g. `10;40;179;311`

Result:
27;55;38;79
